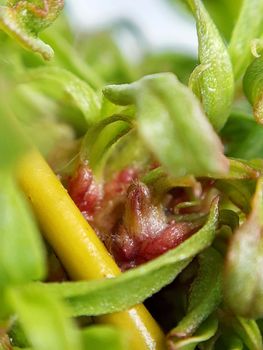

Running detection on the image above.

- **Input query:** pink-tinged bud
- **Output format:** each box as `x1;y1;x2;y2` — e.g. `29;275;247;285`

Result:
137;221;198;264
67;162;102;221
104;168;138;199
109;182;200;270
123;182;166;239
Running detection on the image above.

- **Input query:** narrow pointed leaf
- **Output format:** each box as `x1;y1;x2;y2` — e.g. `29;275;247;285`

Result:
228;0;263;80
187;0;234;130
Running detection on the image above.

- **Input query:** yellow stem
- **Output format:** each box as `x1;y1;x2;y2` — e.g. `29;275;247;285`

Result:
17;150;166;350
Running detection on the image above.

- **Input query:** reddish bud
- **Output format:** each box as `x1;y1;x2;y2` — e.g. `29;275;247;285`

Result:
67;162;102;221
123;181;166;239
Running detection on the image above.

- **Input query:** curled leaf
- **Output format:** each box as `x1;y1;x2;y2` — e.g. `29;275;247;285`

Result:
168;316;218;350
224;177;263;318
187;0;234;131
0;1;64;60
228;0;263;80
243;56;263;125
104;73;229;177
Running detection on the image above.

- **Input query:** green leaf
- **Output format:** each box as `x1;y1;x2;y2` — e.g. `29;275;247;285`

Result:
215;179;254;214
212;158;261;180
0;173;46;286
81;115;133;176
142;167;200;200
39;199;219;317
168;316;218;350
219;334;244;350
170;248;223;337
0;1;64;60
81;325;126;350
103;129;151;180
220;313;263;350
221;113;263;159
224;177;263;318
0;112;28;169
187;0;234;130
26;67;101;125
228;0;263;80
243;56;263;124
202;0;241;41
42;29;104;89
76;30;137;84
141;51;197;85
235;318;263;350
103;73;229;178
8;321;30;348
6;286;82;350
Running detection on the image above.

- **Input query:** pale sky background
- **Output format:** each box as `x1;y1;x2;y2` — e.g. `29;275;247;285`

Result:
66;0;197;56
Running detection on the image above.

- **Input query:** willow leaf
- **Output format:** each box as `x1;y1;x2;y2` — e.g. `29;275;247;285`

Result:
26;67;101;124
0;173;46;286
104;73;229;178
170;248;223;338
224;177;263;318
38;199;219;317
228;0;263;80
187;0;234;131
243;56;263;124
0;1;64;60
6;287;82;350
